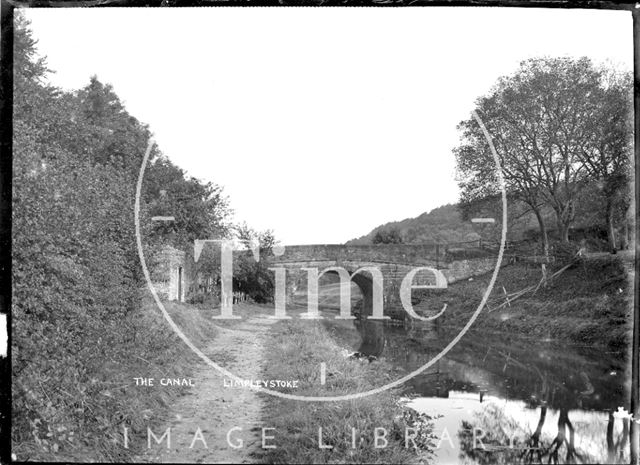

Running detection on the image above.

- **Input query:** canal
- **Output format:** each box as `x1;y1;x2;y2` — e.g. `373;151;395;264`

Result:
320;304;630;464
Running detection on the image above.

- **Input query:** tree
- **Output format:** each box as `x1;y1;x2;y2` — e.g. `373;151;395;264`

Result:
577;68;633;250
144;156;232;251
455;57;616;255
11;14;237;454
372;228;404;244
12;13;151;445
232;223;278;303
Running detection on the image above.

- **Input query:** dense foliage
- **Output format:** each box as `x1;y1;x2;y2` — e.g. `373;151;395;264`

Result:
351;58;633;256
372;228;404;244
11;13;236;459
454;57;633;253
347;204;481;245
232;222;278;303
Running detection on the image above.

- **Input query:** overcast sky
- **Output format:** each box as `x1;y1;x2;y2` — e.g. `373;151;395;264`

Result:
24;7;633;245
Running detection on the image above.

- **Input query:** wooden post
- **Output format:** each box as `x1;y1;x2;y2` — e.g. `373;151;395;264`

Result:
502;286;511;307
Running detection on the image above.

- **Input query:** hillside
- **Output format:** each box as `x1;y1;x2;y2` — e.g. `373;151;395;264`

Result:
346;191;615;248
346;204;481;245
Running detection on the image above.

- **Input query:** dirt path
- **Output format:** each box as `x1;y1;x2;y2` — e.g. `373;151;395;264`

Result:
137;308;276;464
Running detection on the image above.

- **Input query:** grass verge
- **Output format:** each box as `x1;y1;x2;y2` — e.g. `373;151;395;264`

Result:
258;317;437;464
12;296;220;462
420;256;632;349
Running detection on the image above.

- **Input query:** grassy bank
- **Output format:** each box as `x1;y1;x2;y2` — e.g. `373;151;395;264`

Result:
118;299;224;461
12;297;220;462
422;255;632;349
258;317;437;464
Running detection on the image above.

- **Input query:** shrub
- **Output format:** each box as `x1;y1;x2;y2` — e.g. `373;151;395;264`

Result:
550;241;581;263
187;291;219;307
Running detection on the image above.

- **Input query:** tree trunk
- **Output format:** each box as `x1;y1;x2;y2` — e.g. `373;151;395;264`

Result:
555;214;571;243
533;208;549;258
553;199;575;243
561;223;570;243
623;218;629;250
606;198;617;251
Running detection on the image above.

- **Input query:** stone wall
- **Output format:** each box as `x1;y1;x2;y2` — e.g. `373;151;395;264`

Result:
278;256;502;290
276;255;506;320
273;243;441;266
152;245;187;302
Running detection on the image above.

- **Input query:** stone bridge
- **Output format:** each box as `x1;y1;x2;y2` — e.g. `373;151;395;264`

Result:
261;243;501;320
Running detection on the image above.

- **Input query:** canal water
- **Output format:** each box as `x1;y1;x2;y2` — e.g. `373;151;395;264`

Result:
323;314;631;464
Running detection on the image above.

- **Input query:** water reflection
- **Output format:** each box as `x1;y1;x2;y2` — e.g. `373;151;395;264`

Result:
450;402;631;464
347;316;631;464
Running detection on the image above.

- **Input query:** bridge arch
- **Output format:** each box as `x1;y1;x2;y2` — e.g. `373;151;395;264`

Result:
285;262;389;356
287;262;380;316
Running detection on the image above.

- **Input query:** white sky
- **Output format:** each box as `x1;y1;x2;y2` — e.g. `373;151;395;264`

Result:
23;7;633;245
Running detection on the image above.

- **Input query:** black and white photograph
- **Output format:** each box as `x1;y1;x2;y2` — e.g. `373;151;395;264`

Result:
4;2;640;464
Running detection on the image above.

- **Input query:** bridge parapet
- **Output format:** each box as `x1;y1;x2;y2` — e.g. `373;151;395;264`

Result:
271;243;441;266
230;242;504;321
